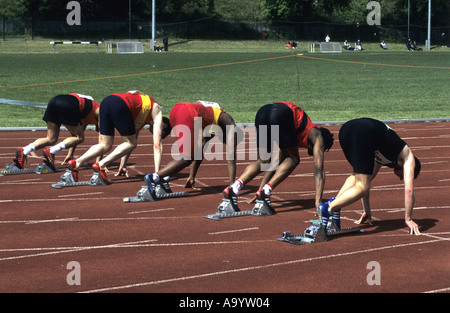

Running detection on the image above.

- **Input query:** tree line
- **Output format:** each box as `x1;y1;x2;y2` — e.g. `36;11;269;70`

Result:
1;0;448;29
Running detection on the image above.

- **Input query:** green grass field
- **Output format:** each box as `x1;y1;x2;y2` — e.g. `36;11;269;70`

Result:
1;39;449;127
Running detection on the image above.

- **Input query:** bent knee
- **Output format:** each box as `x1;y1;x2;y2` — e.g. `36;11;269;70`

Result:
129;141;138;150
47;138;58;146
74;136;85;145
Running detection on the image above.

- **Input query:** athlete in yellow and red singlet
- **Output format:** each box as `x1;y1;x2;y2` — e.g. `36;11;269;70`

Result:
66;91;171;183
143;100;238;196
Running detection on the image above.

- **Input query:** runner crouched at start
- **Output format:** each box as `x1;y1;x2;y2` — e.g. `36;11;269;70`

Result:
66;90;171;184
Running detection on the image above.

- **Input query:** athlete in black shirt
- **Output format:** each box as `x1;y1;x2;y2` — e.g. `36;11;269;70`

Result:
319;118;422;235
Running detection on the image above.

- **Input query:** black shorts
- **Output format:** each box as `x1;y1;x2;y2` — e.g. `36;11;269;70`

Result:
339;120;377;175
43;95;83;127
254;103;297;153
339;118;406;175
99;95;135;136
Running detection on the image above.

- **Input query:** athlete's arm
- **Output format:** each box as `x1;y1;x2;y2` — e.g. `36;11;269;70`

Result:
398;146;420;235
151;104;164;173
309;128;326;208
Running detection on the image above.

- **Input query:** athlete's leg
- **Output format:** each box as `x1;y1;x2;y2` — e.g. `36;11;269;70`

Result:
32;121;60;149
98;134;137;168
61;124;85;149
75;134;114;168
329;173;371;213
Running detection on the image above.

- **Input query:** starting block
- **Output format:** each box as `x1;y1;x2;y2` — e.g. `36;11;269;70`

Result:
0;162;57;176
204;198;275;221
122;184;188;203
277;219;362;245
51;170;110;189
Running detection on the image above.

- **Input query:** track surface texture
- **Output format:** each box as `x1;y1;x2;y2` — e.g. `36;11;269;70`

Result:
0;121;449;294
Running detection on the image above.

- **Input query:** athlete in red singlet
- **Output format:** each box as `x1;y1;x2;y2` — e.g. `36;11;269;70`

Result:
66;91;170;183
144;100;237;195
14;93;100;171
223;102;334;213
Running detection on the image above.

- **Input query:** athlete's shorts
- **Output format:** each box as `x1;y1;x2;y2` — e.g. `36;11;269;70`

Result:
254;103;297;153
43;95;83;127
338;119;377;175
99;95;135;136
169;103;200;158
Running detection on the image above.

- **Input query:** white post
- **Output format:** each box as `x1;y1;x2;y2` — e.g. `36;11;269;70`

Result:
150;0;155;51
129;0;131;39
407;0;410;39
426;0;431;49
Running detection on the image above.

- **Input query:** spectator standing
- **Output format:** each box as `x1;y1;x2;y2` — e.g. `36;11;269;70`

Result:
163;34;169;51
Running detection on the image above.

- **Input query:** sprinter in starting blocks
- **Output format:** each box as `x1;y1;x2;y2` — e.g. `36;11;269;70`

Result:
0;162;57;176
51;170;110;189
204;198;275;221
122;182;188;203
277;219;363;245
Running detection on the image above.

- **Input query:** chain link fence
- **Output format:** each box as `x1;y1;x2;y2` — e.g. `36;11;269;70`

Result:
1;17;449;46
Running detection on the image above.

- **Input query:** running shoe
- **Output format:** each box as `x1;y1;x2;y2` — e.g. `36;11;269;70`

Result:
256;188;275;214
92;162;111;185
42;148;56;172
14;148;26;169
144;174;157;198
222;186;240;212
318;201;330;229
160;176;173;194
327;198;341;230
68;159;79;182
318;198;341;230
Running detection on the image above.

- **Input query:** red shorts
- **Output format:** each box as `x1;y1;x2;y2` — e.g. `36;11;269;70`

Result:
169;103;202;158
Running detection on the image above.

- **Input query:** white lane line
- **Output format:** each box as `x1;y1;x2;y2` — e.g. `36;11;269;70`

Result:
424;287;450;293
0;197;121;203
208;227;259;235
58;192;104;198
128;208;175;215
0;216;198;224
0;239;159;261
79;238;445;293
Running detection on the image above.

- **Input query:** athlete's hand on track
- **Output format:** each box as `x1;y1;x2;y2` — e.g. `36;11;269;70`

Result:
61;156;74;165
406;220;421;235
185;177;198;189
355;212;373;226
114;167;129;177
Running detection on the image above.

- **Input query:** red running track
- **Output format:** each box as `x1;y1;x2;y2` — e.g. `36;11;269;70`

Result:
0;122;449;295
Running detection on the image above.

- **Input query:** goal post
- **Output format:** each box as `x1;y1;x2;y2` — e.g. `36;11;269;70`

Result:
115;42;144;54
319;42;342;53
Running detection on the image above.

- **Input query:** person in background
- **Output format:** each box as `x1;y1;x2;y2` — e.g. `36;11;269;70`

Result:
163;34;169;51
355;39;363;50
343;40;354;50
